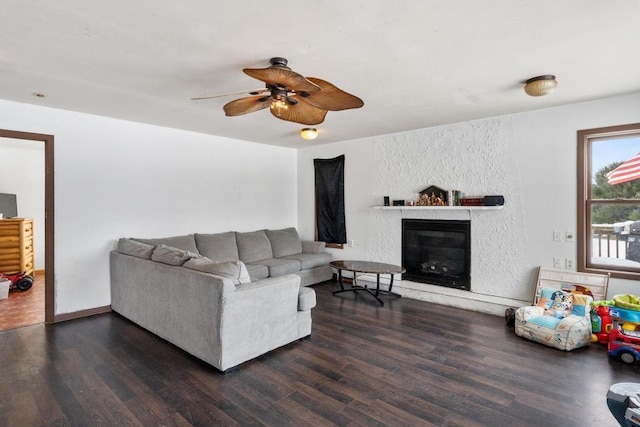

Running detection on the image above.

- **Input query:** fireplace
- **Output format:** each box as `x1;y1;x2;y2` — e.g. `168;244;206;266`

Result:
402;219;471;290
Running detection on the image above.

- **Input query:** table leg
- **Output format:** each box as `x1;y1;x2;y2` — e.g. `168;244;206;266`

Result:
377;274;402;298
332;268;401;306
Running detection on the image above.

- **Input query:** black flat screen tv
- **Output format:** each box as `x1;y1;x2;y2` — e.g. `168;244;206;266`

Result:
0;193;18;218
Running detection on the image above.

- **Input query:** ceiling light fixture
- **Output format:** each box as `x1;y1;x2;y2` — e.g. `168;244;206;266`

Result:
524;75;557;97
300;128;318;140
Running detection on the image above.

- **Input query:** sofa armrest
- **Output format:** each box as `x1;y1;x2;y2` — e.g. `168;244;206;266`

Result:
515;306;544;321
302;240;326;254
219;274;302;368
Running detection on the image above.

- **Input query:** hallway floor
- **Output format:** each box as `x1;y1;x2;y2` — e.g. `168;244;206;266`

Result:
0;271;44;331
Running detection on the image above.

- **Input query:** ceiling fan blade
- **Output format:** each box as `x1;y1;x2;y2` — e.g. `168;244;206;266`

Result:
191;88;268;101
243;67;320;93
303;77;364;111
223;96;271;116
270;98;327;125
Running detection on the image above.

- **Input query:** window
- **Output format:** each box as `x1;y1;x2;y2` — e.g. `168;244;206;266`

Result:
577;123;640;280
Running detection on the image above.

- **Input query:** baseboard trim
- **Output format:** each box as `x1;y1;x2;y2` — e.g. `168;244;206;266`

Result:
53;305;112;323
354;276;530;316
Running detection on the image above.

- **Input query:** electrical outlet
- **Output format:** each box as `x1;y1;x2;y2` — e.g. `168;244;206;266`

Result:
348;240;354;248
553;257;562;269
553;231;562;242
565;259;574;269
565;231;575;243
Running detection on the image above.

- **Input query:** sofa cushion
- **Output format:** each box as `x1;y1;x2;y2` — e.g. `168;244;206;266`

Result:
245;264;269;281
183;257;250;284
134;234;199;254
194;232;240;262
302;240;326;254
282;252;332;270
117;238;154;259
151;244;197;266
247;258;301;277
298;287;316;311
236;230;273;262
526;315;562;329
266;227;302;258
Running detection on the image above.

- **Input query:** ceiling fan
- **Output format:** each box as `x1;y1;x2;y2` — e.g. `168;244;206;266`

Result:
192;57;364;126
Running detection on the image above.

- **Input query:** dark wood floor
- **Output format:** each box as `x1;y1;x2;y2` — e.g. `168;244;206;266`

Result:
1;280;638;426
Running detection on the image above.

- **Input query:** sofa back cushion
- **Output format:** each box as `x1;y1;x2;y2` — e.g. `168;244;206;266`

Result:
183;257;250;285
134;234;199;254
266;227;302;258
195;232;240;262
151;244;198;266
236;230;273;262
117;238;154;259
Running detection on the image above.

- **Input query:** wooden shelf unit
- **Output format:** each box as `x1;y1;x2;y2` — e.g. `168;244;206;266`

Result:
0;218;35;276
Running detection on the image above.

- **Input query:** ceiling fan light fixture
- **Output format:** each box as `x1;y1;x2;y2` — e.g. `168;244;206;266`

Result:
300;128;318;140
524;75;557;97
271;98;288;111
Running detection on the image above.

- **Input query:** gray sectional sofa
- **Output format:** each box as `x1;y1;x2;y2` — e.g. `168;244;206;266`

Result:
110;227;332;371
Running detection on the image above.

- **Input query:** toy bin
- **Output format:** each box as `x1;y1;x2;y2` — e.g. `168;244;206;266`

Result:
0;278;9;299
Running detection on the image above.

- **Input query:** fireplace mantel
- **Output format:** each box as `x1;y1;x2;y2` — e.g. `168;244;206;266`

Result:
373;205;503;212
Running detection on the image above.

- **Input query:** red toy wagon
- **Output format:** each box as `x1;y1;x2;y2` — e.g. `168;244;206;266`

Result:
0;271;33;291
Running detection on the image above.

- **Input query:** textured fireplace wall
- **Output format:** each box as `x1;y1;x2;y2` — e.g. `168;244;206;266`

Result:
367;117;529;301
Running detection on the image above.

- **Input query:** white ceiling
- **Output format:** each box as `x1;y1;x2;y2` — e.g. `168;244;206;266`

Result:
2;1;640;149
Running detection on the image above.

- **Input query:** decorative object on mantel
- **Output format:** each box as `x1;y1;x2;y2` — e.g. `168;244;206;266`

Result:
460;197;484;206
380;187;503;209
447;190;462;206
483;195;505;206
460;195;505;206
418;186;448;206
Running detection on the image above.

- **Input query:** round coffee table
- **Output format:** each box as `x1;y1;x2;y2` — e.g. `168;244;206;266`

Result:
330;260;405;306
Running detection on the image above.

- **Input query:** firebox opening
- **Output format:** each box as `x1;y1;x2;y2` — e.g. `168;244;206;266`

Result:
402;219;471;291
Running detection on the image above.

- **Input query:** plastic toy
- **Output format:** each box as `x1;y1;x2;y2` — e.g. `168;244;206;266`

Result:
591;300;614;344
0;271;33;291
615;294;640;311
608;306;640;364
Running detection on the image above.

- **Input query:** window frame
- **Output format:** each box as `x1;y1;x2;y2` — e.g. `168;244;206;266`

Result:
577;122;640;280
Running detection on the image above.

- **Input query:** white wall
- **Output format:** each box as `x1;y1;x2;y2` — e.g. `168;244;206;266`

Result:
0;99;298;315
2;92;638;317
298;92;640;315
0;138;45;269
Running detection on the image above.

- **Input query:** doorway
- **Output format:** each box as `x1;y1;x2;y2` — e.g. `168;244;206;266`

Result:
0;129;54;328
